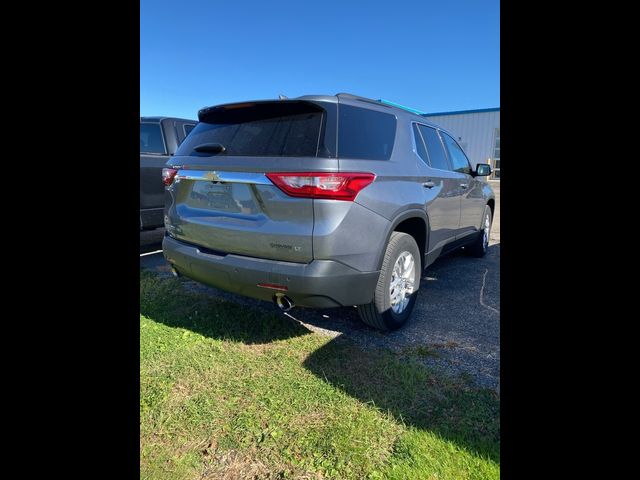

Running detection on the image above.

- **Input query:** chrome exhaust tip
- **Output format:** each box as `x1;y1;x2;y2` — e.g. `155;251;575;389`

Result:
170;267;180;277
274;293;294;312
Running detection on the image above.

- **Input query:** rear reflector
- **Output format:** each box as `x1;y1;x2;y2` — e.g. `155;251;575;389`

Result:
257;283;288;292
162;168;178;186
265;172;375;201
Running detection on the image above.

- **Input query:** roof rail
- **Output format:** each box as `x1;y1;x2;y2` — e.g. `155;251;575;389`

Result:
335;92;370;101
376;99;426;115
335;92;389;107
421;107;500;117
335;93;425;115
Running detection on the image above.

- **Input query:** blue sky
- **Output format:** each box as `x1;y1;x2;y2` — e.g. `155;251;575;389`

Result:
141;0;499;119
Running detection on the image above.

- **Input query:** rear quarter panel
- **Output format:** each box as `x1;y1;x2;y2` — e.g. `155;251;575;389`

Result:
312;200;391;272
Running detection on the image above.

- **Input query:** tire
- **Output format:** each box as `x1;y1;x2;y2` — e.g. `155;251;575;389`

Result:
466;205;492;258
358;232;421;331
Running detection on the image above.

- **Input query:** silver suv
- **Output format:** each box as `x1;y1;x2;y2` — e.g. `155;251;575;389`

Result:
162;93;495;330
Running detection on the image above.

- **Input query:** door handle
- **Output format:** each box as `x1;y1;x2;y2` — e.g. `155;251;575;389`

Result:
422;181;435;188
460;183;468;189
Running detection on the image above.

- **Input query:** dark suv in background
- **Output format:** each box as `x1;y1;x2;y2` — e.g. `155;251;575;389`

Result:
140;117;196;230
162;94;494;330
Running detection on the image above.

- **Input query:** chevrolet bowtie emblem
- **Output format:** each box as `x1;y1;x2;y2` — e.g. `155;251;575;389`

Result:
205;171;220;181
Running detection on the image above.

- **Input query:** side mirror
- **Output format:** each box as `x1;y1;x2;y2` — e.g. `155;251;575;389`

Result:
474;163;492;177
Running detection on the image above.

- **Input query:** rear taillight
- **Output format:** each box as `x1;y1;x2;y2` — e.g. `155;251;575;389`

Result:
265;172;375;201
162;168;178;186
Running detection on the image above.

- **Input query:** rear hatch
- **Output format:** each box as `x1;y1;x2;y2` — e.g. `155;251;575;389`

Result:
164;100;338;263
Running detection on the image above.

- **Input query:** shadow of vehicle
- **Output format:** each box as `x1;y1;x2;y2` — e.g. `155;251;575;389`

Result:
296;244;500;462
140;270;310;344
302;333;500;463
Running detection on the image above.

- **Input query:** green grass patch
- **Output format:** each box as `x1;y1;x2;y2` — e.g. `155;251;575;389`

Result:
140;269;499;479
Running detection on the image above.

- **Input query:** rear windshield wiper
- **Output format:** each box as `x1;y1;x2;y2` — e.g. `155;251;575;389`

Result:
193;143;226;154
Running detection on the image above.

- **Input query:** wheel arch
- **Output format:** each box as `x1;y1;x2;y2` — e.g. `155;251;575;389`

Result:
376;210;429;271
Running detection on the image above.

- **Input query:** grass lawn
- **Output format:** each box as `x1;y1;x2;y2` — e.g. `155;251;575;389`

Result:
140;270;499;479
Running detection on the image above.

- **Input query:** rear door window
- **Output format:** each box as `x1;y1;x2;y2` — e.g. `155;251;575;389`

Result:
176;102;326;157
412;123;430;165
338;105;396;160
440;131;472;174
140;123;166;154
418;124;450;171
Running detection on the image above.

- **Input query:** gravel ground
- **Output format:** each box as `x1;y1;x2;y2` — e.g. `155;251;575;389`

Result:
140;181;500;389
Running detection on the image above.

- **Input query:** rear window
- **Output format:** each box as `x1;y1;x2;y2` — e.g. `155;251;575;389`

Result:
412;123;430;165
176;102;326;157
140;123;166;154
338;105;396;160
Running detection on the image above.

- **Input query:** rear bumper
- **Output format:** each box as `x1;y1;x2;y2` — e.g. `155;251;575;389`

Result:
162;235;380;308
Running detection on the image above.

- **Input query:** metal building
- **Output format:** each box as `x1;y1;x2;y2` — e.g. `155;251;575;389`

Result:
421;107;500;180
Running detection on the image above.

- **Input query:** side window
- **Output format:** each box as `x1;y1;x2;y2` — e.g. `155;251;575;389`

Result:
140;123;166;154
412;124;430;165
440;132;471;174
418;125;450;171
183;124;195;136
338;105;396;160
